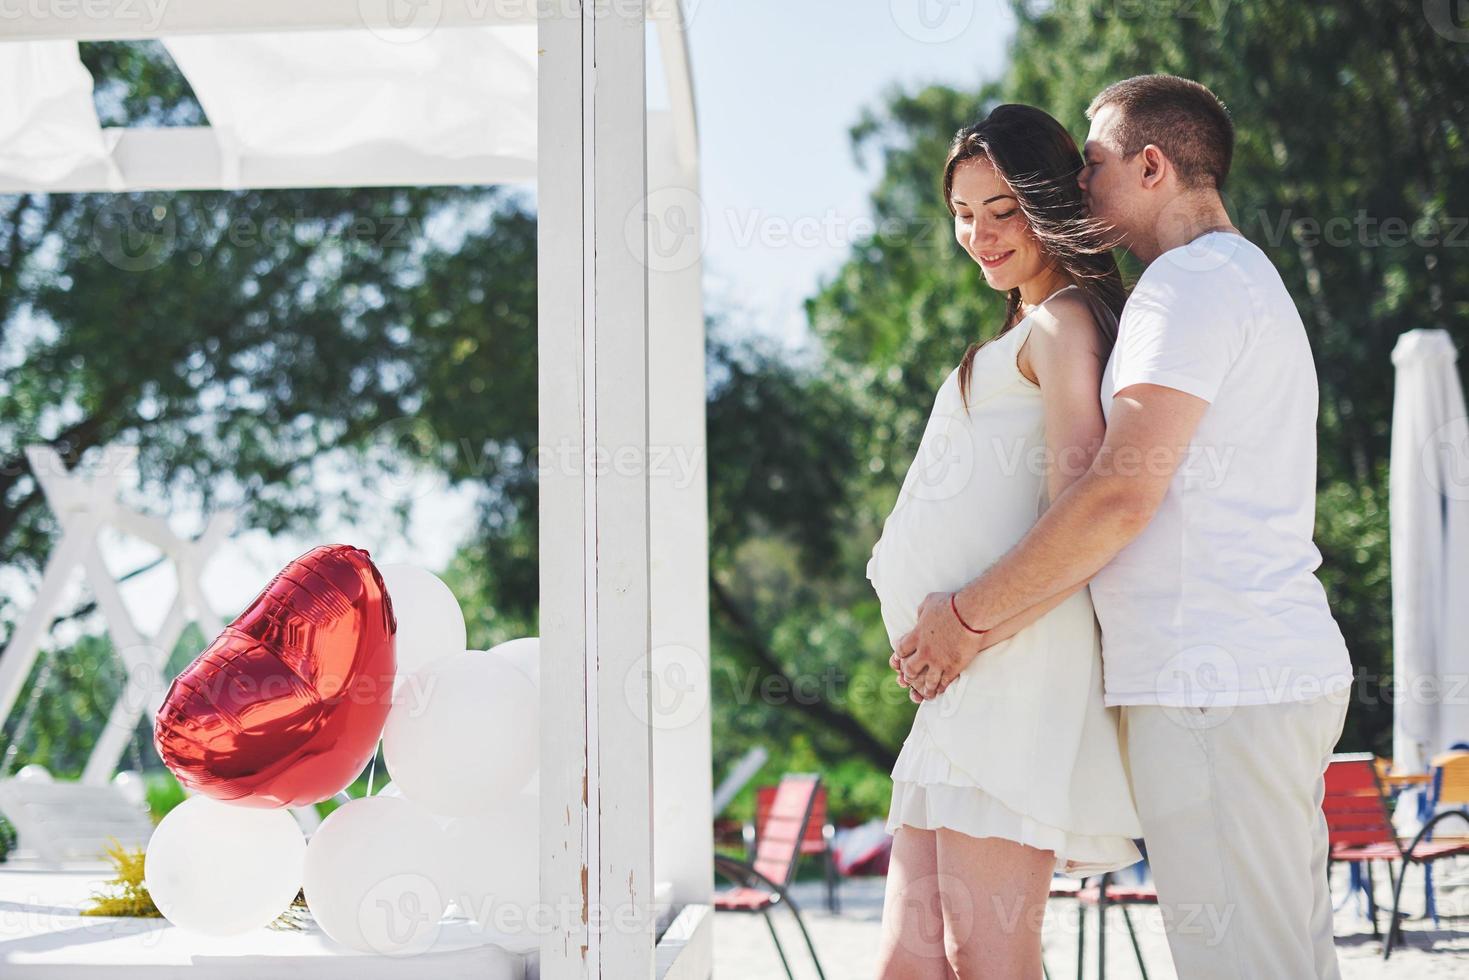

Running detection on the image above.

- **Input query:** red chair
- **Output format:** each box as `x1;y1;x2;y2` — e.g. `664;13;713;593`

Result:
714;773;828;980
747;782;840;912
1324;752;1469;958
1050;872;1155;979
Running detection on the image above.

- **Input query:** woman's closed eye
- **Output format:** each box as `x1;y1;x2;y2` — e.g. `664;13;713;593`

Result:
991;208;1019;220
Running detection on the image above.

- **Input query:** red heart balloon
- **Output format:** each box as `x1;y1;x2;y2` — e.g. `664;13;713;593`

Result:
154;544;397;808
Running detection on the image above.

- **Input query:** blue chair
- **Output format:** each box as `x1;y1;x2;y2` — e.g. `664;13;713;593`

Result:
1421;750;1469;926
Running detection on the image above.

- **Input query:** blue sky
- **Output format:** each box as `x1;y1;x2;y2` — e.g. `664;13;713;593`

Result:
672;0;1017;351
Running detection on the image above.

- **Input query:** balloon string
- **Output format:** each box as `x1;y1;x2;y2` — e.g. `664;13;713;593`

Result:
366;741;380;796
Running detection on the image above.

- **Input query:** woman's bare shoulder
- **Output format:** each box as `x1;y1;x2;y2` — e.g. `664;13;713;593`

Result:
1031;288;1100;336
1022;288;1107;383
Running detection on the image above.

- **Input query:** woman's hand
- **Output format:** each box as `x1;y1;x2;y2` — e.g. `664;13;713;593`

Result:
889;592;938;702
892;591;983;700
890;654;953;702
889;649;931;703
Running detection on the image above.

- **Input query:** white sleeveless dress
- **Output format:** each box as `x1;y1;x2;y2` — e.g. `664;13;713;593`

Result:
866;285;1143;876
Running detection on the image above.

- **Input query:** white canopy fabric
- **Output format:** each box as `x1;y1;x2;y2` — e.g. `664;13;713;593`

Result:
0;27;539;191
0;40;123;190
1390;328;1469;776
164;28;537;185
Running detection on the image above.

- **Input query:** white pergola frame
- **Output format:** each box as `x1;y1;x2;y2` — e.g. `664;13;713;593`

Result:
0;444;234;786
0;3;712;977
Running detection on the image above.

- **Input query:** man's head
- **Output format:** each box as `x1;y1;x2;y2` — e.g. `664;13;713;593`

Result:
1079;74;1234;252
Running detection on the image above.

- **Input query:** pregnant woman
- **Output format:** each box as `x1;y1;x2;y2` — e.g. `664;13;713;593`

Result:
867;105;1143;978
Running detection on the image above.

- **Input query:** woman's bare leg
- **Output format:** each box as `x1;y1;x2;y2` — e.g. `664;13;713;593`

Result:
935;830;1054;979
876;824;959;980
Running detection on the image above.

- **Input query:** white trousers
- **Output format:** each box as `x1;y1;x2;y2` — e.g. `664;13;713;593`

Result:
1120;694;1350;979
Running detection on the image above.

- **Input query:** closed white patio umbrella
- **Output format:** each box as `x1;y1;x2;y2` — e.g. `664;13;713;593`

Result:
1389;328;1469;794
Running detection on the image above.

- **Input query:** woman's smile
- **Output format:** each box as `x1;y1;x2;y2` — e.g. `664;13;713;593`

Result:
977;249;1015;270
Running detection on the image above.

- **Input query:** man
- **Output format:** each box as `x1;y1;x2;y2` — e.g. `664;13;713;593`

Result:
893;74;1353;978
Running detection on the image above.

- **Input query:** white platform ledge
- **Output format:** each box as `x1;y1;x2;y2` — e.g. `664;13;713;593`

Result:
0;867;538;980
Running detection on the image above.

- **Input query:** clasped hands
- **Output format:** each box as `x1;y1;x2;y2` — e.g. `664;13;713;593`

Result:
889;590;988;703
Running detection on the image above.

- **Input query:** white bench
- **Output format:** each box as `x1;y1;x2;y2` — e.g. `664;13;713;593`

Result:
0;779;154;868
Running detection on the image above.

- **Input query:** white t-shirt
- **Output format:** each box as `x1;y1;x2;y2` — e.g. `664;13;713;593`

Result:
1092;231;1352;708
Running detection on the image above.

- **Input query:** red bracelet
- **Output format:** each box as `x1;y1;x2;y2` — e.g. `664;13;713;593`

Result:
950;592;985;635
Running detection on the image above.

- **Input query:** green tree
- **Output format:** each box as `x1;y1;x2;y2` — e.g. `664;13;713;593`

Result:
0;43;903;816
1001;0;1467;753
0;43;537;772
807;0;1469;760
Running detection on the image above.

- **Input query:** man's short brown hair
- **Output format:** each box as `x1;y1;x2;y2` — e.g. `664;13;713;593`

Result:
1087;74;1234;190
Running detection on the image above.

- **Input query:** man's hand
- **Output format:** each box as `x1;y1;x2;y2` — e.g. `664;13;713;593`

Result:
893;590;985;699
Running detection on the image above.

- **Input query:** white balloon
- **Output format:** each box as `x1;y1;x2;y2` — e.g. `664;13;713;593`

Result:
487;636;540;688
382;650;538;817
145;796;305;936
14;764;53;783
112;770;147;808
303;796;450;955
439;790;538;934
378;564;467;683
374;781;453;829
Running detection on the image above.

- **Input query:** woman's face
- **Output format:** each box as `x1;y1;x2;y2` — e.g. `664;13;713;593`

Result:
950;156;1048;293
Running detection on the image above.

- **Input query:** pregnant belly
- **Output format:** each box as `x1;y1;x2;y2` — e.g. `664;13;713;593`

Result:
867;487;1040;646
870;536;1006;649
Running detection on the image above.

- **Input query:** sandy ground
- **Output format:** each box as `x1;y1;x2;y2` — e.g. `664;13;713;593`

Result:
713;859;1469;978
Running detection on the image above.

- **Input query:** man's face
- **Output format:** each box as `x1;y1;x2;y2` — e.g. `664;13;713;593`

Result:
1079;105;1142;242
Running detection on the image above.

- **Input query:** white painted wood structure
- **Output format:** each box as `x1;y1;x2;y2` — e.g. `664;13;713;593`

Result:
0;444;233;785
0;3;712;976
0;777;155;866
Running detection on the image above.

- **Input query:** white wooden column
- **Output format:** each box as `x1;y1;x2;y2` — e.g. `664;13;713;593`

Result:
538;2;655;977
647;108;713;912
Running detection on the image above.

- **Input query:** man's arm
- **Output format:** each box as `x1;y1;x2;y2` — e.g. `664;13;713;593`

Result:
896;382;1211;698
892;585;1081;700
959;382;1210;625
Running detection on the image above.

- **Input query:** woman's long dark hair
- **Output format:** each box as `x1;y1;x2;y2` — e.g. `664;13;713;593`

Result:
943;104;1128;412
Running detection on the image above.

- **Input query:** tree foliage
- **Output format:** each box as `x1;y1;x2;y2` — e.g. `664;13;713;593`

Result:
2;12;1465;819
808;0;1468;758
